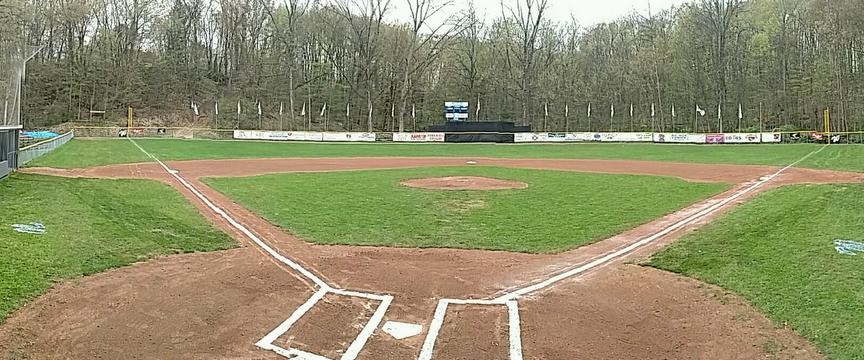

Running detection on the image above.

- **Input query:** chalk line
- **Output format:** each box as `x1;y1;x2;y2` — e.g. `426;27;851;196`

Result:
256;288;329;349
507;301;524;360
417;144;827;360
127;138;393;360
491;144;828;301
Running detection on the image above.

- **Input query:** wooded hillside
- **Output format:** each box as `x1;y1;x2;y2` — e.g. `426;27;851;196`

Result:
1;0;861;132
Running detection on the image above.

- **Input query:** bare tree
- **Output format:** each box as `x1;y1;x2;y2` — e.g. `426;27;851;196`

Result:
455;1;483;121
333;0;390;132
696;0;744;127
396;0;459;132
501;0;550;125
261;0;311;130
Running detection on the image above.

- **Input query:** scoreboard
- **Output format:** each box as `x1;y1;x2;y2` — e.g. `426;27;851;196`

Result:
444;101;469;121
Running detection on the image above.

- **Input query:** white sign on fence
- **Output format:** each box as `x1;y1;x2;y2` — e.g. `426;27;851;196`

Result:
761;133;782;143
514;132;581;143
393;132;445;142
595;132;654;142
233;130;323;141
322;132;377;142
722;133;762;143
652;133;707;143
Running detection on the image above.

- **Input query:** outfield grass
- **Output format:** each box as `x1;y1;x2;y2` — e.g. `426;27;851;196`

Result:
0;174;235;323
28;138;864;173
204;167;727;253
649;184;864;360
28;138;150;168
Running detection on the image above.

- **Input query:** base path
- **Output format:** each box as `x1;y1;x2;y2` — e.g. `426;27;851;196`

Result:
5;156;861;359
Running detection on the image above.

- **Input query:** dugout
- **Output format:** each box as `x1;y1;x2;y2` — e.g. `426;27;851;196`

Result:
0;125;20;178
428;121;531;143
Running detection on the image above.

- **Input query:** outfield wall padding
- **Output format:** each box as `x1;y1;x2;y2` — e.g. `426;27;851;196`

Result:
444;133;515;143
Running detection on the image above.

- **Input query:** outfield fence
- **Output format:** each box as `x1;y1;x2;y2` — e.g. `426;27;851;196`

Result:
17;131;74;167
67;125;864;145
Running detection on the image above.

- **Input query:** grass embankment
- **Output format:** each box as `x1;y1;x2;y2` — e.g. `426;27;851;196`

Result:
205;166;727;253
0;174;234;323
650;184;864;360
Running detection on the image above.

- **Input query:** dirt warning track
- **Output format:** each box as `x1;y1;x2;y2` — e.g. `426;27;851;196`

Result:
5;155;861;359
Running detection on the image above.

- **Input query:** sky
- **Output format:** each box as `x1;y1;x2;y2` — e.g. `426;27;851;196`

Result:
388;0;692;28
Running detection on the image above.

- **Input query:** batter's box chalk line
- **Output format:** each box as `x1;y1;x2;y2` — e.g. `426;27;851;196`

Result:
418;299;523;360
255;287;393;360
126;139;395;360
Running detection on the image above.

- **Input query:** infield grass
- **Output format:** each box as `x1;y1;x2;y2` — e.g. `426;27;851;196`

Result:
204;167;727;253
0;174;235;323
29;138;864;173
649;184;864;360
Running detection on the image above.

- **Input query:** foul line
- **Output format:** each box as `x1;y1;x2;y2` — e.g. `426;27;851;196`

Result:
126;138;393;360
128;138;826;360
417;144;826;360
492;143;827;302
127;137;328;288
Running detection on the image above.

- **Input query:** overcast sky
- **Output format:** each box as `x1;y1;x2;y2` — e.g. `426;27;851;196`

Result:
388;0;692;28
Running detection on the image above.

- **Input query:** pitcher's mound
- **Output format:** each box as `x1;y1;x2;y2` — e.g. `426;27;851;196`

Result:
401;176;528;190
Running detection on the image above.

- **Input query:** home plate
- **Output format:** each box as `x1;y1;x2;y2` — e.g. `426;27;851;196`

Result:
382;321;423;340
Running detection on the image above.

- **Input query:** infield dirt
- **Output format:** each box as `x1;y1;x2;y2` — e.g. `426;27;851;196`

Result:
4;157;860;359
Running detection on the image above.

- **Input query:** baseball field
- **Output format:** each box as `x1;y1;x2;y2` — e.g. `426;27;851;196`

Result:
1;138;863;359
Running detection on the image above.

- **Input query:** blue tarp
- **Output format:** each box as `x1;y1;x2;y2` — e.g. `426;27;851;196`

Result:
22;131;59;139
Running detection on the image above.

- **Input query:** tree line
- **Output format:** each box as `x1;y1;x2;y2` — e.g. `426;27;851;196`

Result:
1;0;862;133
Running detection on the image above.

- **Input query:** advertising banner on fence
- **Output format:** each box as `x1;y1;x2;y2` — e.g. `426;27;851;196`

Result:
706;134;724;144
593;132;653;142
722;133;761;143
515;132;653;142
567;133;595;142
652;133;707;143
392;132;445;142
233;130;324;141
322;132;377;142
761;133;782;143
514;133;564;142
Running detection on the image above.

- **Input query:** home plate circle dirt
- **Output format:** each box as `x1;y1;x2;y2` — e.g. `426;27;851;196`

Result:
400;176;528;190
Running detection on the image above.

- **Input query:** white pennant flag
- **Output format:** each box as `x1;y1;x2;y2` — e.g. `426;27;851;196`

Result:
411;104;416;119
610;104;615;118
237;100;241;115
544;102;548;117
346;103;350;117
279;102;284;115
565;103;569;117
718;104;722;120
672;104;676;118
696;105;706;116
738;104;743;120
319;103;327;117
588;103;592;117
193;103;199;116
391;103;395;118
300;103;306;116
475;97;481;117
257;101;262;116
651;103;655;117
629;103;633;117
215;101;219;116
